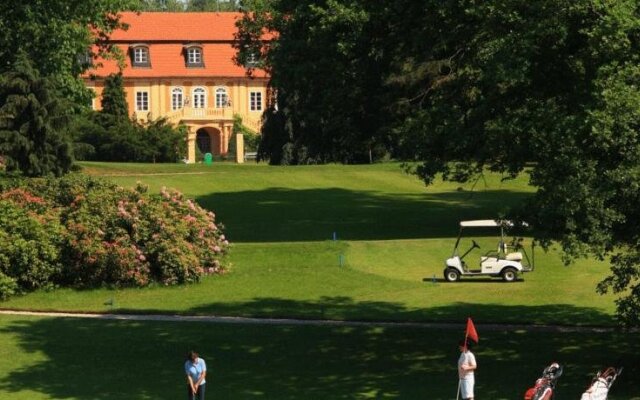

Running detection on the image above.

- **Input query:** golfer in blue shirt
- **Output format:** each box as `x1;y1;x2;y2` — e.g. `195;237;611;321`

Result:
185;351;207;400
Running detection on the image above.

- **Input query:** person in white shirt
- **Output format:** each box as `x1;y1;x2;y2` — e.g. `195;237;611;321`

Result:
458;340;477;400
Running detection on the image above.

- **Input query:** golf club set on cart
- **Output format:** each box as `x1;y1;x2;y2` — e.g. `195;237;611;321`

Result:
524;363;623;400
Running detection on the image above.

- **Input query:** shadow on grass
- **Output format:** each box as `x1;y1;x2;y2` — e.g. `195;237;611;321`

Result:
112;296;616;327
423;277;526;283
0;306;638;400
196;188;531;242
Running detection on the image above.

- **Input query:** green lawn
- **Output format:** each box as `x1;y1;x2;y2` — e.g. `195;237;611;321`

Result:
78;161;535;242
0;162;618;326
0;162;636;400
0;315;638;399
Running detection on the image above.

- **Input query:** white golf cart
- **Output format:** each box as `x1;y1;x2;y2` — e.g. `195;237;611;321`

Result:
443;220;535;282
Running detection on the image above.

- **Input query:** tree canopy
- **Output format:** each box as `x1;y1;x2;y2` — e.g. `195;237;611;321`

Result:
238;0;640;326
136;0;187;11
136;0;243;11
389;0;640;326
0;0;138;177
189;0;241;11
0;0;135;105
238;0;395;164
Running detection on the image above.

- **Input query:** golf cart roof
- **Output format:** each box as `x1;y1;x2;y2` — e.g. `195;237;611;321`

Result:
460;220;509;228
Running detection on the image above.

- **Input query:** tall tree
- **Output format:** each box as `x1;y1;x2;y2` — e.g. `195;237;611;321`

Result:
101;73;130;120
237;0;394;164
0;53;73;177
0;0;136;106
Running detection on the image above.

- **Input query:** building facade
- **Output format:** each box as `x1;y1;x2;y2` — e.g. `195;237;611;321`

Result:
84;12;268;163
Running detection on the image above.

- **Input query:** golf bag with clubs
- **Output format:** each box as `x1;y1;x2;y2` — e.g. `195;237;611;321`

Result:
524;362;563;400
580;367;623;400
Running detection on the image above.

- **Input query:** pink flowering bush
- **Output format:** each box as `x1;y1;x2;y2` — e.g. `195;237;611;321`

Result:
0;175;229;298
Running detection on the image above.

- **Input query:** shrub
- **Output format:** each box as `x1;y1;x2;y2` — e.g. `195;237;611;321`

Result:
0;271;18;300
0;174;230;298
228;115;261;158
68;112;187;163
195;143;205;162
91;119;150;162
0;194;63;294
143;119;188;163
72;142;97;161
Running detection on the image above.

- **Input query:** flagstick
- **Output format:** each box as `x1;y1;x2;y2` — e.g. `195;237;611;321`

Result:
457;333;468;400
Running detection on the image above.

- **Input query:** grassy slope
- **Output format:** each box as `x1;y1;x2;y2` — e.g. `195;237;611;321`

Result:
0;315;638;400
0;162;618;325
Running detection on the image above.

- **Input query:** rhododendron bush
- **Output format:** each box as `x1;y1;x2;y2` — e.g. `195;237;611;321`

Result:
0;175;229;299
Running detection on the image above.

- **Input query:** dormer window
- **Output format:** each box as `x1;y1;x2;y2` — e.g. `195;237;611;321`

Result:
246;51;259;67
242;45;260;68
76;50;92;69
184;44;204;68
130;45;150;67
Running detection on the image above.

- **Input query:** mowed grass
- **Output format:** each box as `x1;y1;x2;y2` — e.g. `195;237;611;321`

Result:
0;162;636;400
0;315;638;400
79;161;534;242
0;162;619;325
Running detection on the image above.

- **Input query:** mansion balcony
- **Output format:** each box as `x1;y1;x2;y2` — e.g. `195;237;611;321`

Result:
164;106;261;132
166;106;233;123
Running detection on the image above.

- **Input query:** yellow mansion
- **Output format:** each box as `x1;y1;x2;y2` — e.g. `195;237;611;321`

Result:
84;12;268;163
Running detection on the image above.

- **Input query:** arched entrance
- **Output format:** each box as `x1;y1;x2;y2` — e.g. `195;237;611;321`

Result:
196;129;211;154
195;127;222;157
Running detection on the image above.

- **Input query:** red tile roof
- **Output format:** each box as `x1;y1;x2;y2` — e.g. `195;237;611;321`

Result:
86;12;268;79
111;11;242;42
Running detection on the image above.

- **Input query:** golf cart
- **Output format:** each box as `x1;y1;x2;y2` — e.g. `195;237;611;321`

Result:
443;220;535;282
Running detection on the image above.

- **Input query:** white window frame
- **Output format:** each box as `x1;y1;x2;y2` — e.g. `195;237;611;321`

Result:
133;47;149;64
250;91;262;111
187;48;202;65
192;87;206;109
215;87;228;108
136;91;149;112
171;87;184;110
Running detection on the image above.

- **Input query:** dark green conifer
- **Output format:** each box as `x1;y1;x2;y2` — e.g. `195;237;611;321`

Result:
0;52;72;177
100;73;129;120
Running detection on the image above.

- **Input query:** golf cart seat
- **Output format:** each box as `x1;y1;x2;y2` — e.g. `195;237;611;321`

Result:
505;252;523;261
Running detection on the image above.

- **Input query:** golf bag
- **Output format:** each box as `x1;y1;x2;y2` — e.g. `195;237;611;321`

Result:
580;367;623;400
524;363;563;400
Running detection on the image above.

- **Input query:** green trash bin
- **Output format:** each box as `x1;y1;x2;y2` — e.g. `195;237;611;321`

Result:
204;153;213;165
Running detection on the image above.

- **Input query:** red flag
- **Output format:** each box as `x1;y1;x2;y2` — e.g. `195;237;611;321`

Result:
466;317;479;343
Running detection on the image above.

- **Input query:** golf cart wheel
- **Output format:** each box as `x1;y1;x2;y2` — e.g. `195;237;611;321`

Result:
444;268;460;282
501;267;517;282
